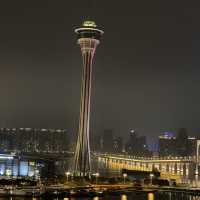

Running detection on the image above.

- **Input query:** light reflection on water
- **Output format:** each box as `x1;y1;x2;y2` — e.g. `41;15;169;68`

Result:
148;193;154;200
121;194;127;200
2;192;200;200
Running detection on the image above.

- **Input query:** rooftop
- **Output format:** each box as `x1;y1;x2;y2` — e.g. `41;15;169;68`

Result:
82;20;97;28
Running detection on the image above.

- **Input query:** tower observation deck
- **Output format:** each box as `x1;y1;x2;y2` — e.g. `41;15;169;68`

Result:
74;21;104;176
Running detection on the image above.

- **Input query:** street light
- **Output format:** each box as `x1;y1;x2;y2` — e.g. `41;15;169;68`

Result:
150;173;154;185
95;172;100;185
65;172;71;182
123;173;127;184
93;173;100;185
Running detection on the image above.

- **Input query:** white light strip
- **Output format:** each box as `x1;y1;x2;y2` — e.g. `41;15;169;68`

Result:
0;154;14;159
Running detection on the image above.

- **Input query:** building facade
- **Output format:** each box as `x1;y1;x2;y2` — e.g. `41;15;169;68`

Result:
125;130;150;156
158;130;197;157
0;128;69;154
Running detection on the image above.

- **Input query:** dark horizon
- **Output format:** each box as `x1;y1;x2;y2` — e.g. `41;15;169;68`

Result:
0;1;200;138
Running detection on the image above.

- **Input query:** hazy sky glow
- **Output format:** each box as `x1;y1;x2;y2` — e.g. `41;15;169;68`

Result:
0;0;200;138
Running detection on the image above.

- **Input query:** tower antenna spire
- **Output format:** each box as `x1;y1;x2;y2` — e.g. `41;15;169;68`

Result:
86;0;95;21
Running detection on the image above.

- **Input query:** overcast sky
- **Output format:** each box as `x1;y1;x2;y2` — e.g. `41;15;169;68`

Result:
0;0;200;139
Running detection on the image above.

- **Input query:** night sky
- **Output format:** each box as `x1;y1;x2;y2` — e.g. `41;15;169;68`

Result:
0;0;200;139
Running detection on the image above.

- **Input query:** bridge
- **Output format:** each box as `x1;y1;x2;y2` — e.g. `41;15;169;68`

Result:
94;140;200;179
95;153;199;179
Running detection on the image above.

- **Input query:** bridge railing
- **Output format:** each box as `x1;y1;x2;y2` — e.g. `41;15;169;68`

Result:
94;152;196;162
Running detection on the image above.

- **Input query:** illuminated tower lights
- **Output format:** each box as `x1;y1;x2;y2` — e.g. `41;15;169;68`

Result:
74;21;104;176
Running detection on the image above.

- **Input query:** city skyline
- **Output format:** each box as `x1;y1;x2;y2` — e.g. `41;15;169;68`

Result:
0;1;199;138
0;1;199;198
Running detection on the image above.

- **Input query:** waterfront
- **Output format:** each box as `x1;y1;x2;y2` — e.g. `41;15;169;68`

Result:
0;191;199;199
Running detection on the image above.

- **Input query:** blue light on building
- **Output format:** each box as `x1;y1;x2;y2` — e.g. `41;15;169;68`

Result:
0;153;40;179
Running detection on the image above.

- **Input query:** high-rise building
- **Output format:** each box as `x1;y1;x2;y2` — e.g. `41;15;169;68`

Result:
102;129;114;153
158;129;197;157
158;132;176;157
0;128;69;154
92;129;123;153
125;130;150;156
113;136;123;153
74;21;104;176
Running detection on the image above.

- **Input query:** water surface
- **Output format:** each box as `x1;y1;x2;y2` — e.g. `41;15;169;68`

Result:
1;192;199;200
